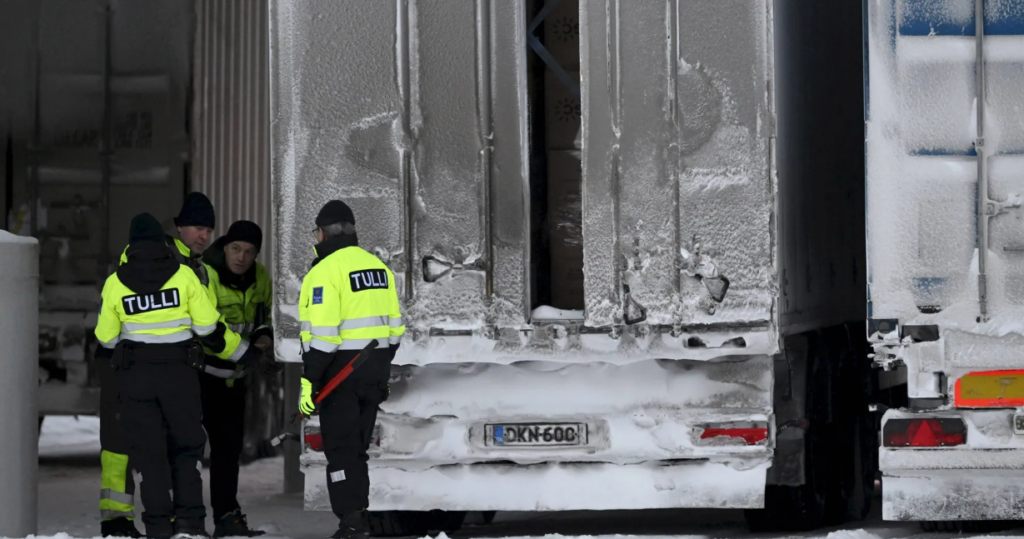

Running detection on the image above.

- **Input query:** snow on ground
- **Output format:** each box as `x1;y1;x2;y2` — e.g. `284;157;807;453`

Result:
34;415;336;539
24;415;1024;539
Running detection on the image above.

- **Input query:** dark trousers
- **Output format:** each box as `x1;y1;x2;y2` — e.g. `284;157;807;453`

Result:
99;359;136;520
119;361;207;537
320;381;388;518
199;372;248;520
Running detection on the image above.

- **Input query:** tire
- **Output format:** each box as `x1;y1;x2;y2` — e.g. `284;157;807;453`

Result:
240;368;285;464
822;328;857;526
744;333;831;532
366;510;466;537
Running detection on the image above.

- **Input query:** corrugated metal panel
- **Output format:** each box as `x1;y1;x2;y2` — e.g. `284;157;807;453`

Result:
192;0;272;268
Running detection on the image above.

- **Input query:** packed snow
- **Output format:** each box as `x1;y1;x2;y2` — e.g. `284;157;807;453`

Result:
23;400;1024;538
28;412;1024;539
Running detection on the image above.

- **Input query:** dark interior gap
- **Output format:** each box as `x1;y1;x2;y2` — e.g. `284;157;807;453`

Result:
528;0;584;313
527;0;551;311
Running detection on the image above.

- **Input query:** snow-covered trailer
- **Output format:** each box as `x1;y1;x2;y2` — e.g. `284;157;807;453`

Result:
269;0;868;534
866;0;1024;523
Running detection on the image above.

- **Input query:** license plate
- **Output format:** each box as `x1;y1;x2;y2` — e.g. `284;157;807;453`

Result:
487;423;586;447
1015;412;1024;435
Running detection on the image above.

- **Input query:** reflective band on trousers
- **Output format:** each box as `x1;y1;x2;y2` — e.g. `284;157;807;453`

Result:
122;318;192;333
101;508;135;520
204;365;247;380
101;488;134;506
118;331;192;344
229;323;249;334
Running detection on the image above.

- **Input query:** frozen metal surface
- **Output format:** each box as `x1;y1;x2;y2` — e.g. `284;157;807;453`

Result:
269;0;530;360
866;1;1024;337
193;0;273;267
884;472;1024;521
579;0;775;329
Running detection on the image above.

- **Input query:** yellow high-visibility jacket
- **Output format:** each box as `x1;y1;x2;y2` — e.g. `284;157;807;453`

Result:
96;266;229;357
201;260;273;380
298;239;405;385
118;237;249;363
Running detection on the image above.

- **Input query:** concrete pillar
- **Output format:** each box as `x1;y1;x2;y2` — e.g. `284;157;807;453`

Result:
0;231;39;537
283;362;303;494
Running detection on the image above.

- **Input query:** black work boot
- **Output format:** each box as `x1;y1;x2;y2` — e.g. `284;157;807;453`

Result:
213;509;266;538
142;519;175;539
173;518;211;539
329;511;369;539
101;517;143;538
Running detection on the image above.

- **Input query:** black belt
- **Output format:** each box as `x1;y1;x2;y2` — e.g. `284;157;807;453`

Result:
112;341;205;371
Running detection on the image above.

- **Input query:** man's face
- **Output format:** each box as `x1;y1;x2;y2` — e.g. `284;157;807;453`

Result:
178;226;213;254
224;241;257;275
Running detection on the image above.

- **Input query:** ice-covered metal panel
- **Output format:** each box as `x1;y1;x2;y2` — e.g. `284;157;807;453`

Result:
866;0;1024;338
580;0;775;330
270;1;530;362
193;0;273;267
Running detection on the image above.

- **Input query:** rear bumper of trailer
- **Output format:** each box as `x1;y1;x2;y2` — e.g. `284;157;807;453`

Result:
303;458;772;512
881;408;1024;521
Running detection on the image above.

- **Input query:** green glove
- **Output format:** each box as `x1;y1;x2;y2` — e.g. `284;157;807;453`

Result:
299;377;316;415
226;364;245;388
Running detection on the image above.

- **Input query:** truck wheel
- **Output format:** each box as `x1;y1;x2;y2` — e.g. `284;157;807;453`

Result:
366;510;466;537
744;334;831;532
822;327;860;526
240;370;286;463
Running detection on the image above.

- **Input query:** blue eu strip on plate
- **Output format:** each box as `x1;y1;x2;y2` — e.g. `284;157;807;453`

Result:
494;425;505;445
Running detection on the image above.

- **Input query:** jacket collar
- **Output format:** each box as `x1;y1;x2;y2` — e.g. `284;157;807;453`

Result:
170;236;197;260
118;240;180;295
311;233;359;268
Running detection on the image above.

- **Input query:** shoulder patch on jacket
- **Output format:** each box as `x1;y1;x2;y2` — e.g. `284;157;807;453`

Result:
312;286;324;305
349;269;389;292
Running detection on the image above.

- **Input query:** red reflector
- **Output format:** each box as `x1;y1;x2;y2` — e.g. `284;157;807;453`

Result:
882;418;966;447
305;433;324;452
699;428;768;445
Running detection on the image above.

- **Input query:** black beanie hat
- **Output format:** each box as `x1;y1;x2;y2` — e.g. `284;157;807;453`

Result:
175;192;216;229
315;200;356;228
223;220;263;252
128;212;165;244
